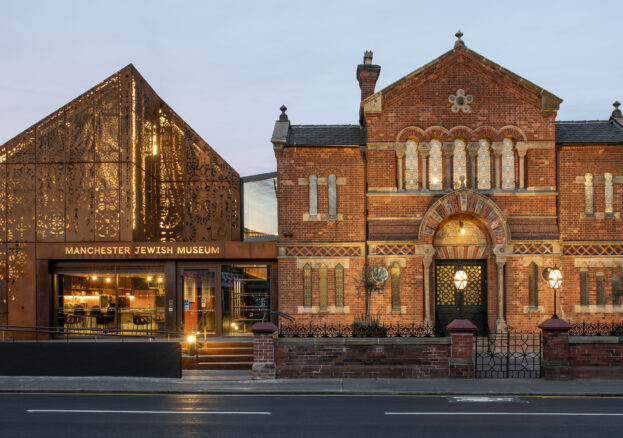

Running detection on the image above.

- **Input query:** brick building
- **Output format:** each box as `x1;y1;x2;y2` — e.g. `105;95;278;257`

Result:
271;33;623;334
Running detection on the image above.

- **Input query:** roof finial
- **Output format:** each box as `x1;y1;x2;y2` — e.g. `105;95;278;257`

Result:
279;105;288;122
455;29;465;48
612;101;623;123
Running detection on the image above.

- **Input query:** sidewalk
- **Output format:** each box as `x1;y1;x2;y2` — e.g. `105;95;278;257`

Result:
1;371;623;395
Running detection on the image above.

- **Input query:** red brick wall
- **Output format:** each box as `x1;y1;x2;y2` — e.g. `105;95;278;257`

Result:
274;339;451;378
569;340;623;378
275;147;364;243
559;145;623;241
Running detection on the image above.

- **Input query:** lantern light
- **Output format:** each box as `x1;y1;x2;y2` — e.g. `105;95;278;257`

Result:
548;265;563;289
454;269;468;290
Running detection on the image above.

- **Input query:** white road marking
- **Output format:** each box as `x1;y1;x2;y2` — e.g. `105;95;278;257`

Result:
386;412;623;416
448;397;524;403
27;409;270;415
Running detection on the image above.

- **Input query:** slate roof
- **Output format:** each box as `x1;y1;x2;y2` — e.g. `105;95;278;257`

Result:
286;125;365;146
555;120;623;144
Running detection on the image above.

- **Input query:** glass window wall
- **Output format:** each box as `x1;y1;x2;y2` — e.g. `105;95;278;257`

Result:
221;265;270;336
243;173;277;241
55;273;165;335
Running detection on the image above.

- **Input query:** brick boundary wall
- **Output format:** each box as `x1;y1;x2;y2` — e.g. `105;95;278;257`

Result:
274;337;452;378
568;337;623;379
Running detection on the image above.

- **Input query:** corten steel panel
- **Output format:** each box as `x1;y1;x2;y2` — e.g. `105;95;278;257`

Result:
36;113;66;164
94;81;120;162
0;163;5;243
35;259;51;330
0;244;7;320
7;164;35;242
5;129;35;164
66;96;94;162
36;164;65;242
119;162;133;241
66;163;94;241
159;182;184;241
94;189;120;241
7;243;35;329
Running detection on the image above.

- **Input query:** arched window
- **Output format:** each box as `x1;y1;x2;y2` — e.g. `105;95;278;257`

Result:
328;174;337;219
584;173;594;216
580;270;589;306
405;140;418;190
335;264;344;308
391;262;401;311
303;264;312;308
477;139;491;189
596;273;605;305
501;138;515;189
528;262;538;308
429;139;443;190
605;172;613;215
319;264;328;311
453;139;467;188
308;174;318;218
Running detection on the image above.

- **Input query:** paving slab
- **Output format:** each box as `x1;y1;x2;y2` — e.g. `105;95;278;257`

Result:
1;372;623;395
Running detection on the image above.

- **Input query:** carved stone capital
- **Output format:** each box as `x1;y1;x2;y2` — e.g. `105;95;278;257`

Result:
467;142;480;157
418;142;431;157
491;142;504;156
395;143;406;159
442;142;455;157
516;141;529;158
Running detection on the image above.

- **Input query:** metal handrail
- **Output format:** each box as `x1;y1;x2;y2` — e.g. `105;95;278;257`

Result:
0;324;187;341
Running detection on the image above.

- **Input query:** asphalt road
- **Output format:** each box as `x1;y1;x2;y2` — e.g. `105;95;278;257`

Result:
1;393;622;437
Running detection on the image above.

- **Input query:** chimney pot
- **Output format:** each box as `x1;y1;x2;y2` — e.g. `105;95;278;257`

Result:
363;50;373;65
356;51;381;102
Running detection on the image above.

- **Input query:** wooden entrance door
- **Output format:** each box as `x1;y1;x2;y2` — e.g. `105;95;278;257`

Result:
435;259;487;336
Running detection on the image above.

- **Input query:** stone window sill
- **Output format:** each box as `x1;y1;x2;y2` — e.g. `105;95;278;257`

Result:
523;305;543;313
386;305;406;314
303;213;343;221
297;305;350;314
574;304;623;313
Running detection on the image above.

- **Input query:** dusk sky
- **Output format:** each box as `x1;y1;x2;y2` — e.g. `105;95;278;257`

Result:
1;0;621;176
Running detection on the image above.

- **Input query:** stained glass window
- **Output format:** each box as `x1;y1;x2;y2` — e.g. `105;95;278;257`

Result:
477;139;491;189
605;172;613;214
501;138;515;190
335;264;344;308
319;264;328;311
596;274;605;305
328;174;337;219
303;264;312;308
308;175;318;217
453;139;466;188
405;140;418;190
528;262;538;308
429;139;443;190
391;262;401;311
584;173;594;216
580;270;589;306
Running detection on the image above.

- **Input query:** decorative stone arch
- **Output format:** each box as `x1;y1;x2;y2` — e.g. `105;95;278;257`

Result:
396;126;427;143
448;125;476;142
424;125;451;142
498;125;527;142
418;189;510;245
473;125;503;142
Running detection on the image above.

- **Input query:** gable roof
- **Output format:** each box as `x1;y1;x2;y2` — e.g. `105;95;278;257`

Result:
362;44;562;111
285;125;365;146
555;120;623;144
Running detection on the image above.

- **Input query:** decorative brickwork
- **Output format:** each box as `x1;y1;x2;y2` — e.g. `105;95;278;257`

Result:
374;243;416;256
283;246;362;257
513;242;554;255
563;244;623;256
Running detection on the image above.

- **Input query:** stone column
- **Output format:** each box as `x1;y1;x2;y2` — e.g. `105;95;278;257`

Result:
495;260;507;333
442;142;454;190
516;142;528;190
538;318;572;380
396;144;406;190
419;143;430;191
251;322;277;379
491;142;503;190
467;142;479;189
423;252;434;325
447;319;477;378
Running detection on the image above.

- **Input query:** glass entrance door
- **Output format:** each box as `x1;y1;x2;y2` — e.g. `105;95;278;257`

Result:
182;271;216;336
435;260;487;336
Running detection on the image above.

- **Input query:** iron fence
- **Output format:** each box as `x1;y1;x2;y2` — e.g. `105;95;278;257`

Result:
475;332;541;378
278;322;436;338
569;321;623;336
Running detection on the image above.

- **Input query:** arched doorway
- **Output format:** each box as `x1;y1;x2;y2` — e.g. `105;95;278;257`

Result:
433;216;489;335
418;189;511;335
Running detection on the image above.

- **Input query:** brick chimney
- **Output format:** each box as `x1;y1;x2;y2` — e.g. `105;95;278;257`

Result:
356;51;381;101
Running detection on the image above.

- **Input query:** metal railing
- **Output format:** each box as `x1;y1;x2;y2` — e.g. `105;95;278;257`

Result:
0;324;185;342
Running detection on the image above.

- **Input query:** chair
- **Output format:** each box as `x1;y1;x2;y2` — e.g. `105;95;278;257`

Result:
132;313;152;334
88;306;101;331
67;305;86;330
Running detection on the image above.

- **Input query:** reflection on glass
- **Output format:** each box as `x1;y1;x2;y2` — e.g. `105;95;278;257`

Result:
243;176;277;240
54;273;165;335
183;271;216;336
222;265;270;336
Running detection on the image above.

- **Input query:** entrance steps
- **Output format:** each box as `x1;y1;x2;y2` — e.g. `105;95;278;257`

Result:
182;340;253;371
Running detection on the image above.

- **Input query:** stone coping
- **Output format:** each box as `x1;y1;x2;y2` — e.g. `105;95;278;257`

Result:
569;336;623;344
275;337;450;346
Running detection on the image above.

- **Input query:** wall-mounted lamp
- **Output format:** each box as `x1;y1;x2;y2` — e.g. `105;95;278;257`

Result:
459;220;466;235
